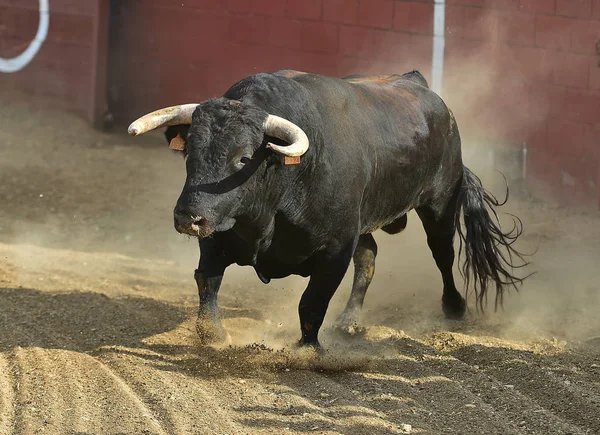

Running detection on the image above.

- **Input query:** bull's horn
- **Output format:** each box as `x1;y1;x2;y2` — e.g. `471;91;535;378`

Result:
127;104;199;136
264;115;309;157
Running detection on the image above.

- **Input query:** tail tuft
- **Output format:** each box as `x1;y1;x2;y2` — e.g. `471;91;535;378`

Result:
455;166;533;311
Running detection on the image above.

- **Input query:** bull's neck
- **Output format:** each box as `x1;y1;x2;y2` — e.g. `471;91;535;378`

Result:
232;154;315;246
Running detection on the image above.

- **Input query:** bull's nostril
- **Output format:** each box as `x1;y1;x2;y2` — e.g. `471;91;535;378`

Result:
174;208;196;223
173;206;210;236
173;210;213;238
174;213;205;227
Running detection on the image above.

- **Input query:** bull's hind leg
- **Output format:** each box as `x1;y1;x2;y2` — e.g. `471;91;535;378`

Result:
335;234;378;330
416;193;466;319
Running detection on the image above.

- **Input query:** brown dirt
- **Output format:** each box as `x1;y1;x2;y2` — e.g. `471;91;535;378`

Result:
0;100;599;435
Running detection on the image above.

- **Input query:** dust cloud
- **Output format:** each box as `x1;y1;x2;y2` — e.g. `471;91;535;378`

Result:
1;55;598;353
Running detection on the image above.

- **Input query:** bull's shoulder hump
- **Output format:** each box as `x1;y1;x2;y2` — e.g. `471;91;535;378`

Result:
401;70;429;88
272;70;310;79
344;74;403;85
344;70;429;89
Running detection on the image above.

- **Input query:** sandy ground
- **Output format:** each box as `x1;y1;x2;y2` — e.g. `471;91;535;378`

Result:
0;100;599;434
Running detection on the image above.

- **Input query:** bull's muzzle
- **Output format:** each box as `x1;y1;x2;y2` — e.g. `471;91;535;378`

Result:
173;209;213;238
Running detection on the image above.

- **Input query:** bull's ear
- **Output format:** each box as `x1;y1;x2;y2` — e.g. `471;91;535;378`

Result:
164;125;190;152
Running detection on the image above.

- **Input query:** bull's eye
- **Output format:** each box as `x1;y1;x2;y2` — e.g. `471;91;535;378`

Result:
240;156;251;165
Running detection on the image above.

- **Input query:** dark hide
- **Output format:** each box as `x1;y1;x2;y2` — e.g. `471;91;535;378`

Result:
165;70;529;347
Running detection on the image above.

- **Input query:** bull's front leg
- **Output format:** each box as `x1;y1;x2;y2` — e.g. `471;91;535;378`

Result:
195;238;230;344
298;241;356;348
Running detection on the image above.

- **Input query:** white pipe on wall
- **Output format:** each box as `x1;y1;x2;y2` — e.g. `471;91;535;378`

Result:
431;0;445;96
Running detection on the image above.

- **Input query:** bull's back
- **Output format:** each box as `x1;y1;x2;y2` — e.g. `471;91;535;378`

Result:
229;70;461;235
292;72;459;231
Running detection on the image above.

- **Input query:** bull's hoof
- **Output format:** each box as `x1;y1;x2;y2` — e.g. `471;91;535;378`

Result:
296;337;322;351
335;323;368;337
333;310;366;336
442;295;466;320
195;317;228;345
332;319;367;338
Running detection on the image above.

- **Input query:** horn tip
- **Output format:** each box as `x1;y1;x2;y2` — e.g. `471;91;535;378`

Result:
127;125;139;136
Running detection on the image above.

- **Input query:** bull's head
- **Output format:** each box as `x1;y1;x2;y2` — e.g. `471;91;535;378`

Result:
128;99;310;238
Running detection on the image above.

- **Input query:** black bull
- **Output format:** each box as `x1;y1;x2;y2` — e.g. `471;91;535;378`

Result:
129;70;529;348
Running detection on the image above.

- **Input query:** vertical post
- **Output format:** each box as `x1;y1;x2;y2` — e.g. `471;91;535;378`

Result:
597;164;600;210
596;39;600;210
431;0;445;97
89;0;110;129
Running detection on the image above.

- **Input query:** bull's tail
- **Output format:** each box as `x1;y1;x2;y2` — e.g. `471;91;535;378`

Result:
455;166;532;311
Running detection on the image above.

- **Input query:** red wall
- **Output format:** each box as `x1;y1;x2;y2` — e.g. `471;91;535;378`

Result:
0;0;109;125
442;0;600;206
107;0;434;122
